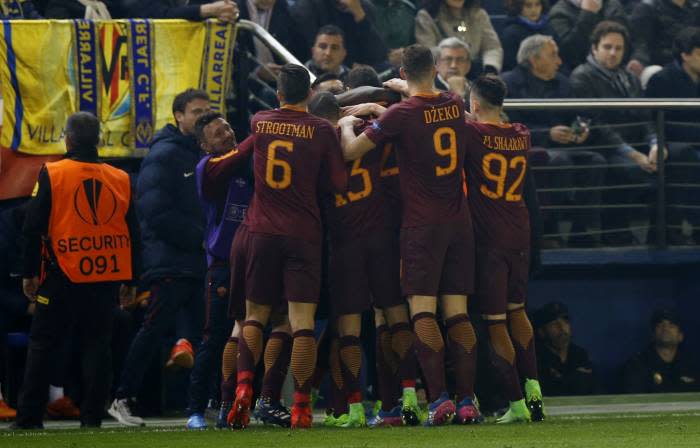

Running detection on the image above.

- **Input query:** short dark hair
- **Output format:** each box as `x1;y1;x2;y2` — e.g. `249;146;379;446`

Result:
315;24;345;47
172;88;209;117
505;0;549;16
279;64;311;104
311;73;343;91
345;65;381;89
401;44;435;81
590;20;629;49
673;27;700;62
65;112;100;148
471;74;507;108
194;111;224;146
308;91;340;122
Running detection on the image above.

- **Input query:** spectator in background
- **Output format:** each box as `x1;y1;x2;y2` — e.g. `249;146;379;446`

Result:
622;309;700;393
291;0;389;69
569;21;653;245
645;28;700;244
571;21;700;246
548;0;626;70
0;0;42;17
372;0;417;73
237;0;307;82
645;27;700;146
534;302;597;396
503;35;605;247
305;26;351;80
627;0;700;77
501;0;558;71
415;0;503;75
434;37;472;100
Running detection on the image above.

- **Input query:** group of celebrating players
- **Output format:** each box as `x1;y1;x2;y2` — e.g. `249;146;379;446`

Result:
195;43;544;430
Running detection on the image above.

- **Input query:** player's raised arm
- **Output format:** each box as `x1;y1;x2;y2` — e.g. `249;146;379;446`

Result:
338;115;376;162
341;103;387;118
336;85;402;107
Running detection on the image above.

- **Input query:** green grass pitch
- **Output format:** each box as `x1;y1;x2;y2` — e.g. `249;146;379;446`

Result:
3;413;700;448
3;395;700;447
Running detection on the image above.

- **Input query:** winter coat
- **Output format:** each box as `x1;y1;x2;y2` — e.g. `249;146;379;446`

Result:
629;0;700;66
415;4;503;71
501;15;559;72
549;0;627;69
136;124;206;282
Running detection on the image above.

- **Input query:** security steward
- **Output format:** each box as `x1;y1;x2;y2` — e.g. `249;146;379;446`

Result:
14;112;141;429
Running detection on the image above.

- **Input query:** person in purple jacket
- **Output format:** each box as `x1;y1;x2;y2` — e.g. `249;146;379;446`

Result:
186;112;253;430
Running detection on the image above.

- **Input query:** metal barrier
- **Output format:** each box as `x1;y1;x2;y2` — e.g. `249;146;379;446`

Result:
504;99;700;248
229;23;700;249
236;19;316;83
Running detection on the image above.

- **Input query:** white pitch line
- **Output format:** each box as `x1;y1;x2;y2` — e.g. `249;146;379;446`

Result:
2;402;700;433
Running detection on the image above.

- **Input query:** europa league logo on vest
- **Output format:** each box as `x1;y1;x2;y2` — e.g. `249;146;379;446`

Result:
73;178;118;226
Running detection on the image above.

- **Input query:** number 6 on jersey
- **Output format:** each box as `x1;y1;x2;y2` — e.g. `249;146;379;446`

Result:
265;140;293;189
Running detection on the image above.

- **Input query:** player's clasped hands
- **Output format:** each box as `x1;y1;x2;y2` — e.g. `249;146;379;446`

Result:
338;115;363;129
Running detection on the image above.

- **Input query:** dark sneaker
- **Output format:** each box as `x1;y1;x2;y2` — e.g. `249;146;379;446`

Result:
216;401;232;429
368;406;403;428
253;397;291;428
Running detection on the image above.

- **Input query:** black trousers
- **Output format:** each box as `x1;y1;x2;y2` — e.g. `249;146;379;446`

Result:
16;275;117;427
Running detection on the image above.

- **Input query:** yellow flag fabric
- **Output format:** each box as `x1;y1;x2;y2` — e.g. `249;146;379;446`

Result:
0;19;235;157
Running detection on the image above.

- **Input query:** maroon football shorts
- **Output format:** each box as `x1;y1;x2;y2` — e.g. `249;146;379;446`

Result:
228;224;251;320
400;220;475;297
474;246;530;316
246;232;322;307
330;229;403;317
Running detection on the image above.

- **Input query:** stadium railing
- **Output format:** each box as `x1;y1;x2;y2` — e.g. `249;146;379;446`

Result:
503;99;700;249
223;24;700;250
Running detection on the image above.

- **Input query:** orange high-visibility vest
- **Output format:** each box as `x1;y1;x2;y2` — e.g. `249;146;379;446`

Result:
46;159;133;283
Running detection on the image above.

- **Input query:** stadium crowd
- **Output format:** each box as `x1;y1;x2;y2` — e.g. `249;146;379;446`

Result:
1;0;700;432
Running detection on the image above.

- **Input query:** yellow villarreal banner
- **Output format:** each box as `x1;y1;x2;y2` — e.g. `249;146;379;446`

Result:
0;19;236;157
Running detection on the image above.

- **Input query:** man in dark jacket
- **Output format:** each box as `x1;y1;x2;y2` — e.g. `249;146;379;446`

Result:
16;112;141;429
571;21;700;245
645;28;700;243
646;27;700;145
108;89;211;427
627;0;700;76
549;0;627;69
622;309;700;393
534;302;597;396
291;0;389;68
503;34;605;247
